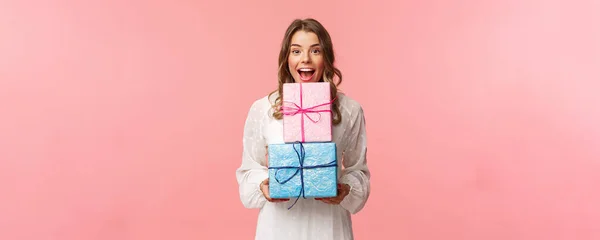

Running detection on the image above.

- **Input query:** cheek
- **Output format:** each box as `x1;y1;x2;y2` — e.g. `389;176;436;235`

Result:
316;59;325;73
287;58;297;71
314;56;325;67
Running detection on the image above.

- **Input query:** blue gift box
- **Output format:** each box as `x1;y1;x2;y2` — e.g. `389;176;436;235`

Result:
268;142;338;201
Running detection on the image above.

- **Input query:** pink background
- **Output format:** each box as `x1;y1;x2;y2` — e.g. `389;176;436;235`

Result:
1;0;599;239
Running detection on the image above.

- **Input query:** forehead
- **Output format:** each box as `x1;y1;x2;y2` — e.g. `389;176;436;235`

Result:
290;30;320;46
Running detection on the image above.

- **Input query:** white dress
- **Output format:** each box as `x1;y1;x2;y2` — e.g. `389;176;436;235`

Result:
235;91;371;240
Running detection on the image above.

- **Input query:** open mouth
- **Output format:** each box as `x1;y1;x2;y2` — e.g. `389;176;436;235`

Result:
297;68;315;81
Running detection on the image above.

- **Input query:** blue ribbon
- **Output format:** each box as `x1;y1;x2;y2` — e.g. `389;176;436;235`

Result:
268;142;337;210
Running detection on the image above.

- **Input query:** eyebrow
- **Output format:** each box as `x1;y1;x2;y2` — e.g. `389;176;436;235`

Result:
290;43;321;48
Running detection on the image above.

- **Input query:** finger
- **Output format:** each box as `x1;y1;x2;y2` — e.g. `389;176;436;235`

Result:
261;179;269;189
316;196;334;200
317;197;336;203
268;197;289;202
328;197;343;204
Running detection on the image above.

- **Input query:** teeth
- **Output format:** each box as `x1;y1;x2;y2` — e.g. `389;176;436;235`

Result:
299;69;314;72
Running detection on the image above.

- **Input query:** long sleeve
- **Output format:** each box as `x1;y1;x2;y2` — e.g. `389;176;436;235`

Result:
236;100;269;209
339;106;371;214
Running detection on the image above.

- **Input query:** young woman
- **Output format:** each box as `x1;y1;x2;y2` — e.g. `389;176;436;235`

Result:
236;18;370;240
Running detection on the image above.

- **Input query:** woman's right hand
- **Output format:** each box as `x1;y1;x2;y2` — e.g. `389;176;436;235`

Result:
260;178;289;202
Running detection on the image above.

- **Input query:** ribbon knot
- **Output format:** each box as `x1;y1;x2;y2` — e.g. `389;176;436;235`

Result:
268;142;337;210
281;83;336;142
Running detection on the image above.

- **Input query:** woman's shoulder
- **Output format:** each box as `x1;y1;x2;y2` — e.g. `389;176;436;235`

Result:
337;92;364;116
246;92;277;115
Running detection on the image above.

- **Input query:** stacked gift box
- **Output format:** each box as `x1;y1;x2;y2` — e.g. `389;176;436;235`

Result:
268;82;338;209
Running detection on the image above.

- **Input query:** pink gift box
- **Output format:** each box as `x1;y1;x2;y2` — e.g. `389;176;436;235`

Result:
282;82;333;143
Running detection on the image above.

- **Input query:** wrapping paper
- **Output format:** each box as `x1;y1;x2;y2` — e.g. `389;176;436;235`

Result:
268;142;338;199
282;82;333;143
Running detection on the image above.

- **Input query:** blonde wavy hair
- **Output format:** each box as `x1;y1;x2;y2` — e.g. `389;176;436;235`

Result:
268;18;343;125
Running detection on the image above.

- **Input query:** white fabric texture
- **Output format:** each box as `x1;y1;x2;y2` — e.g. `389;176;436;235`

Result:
236;91;370;240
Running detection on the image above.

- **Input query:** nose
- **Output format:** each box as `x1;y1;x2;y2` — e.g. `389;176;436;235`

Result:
301;51;311;63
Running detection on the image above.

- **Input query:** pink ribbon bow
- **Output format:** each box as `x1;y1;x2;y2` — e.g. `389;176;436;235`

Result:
281;83;336;142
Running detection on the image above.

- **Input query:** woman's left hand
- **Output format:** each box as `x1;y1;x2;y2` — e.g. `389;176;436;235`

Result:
316;183;351;205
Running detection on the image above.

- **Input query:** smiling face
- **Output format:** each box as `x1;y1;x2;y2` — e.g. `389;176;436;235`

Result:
287;30;324;83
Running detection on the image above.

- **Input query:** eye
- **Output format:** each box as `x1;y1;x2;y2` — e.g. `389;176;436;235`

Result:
291;49;301;54
312;49;321;54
